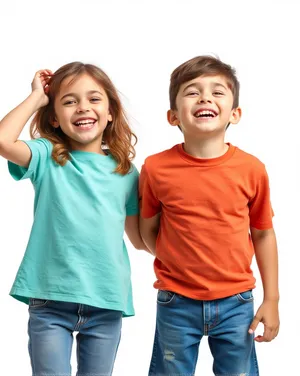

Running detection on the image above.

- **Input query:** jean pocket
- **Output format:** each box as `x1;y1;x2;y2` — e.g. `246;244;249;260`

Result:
236;290;254;303
157;290;176;305
29;298;49;308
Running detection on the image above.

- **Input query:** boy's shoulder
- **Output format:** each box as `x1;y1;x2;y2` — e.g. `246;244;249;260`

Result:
144;144;179;167
143;144;268;177
234;145;266;171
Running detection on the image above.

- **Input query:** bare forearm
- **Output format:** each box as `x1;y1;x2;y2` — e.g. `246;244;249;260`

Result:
125;214;154;255
252;228;279;301
0;91;44;145
139;214;160;256
141;229;157;256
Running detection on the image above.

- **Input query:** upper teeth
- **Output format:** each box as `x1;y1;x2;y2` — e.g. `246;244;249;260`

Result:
75;120;95;126
195;110;215;117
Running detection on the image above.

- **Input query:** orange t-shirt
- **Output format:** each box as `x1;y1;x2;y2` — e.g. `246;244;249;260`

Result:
139;143;273;300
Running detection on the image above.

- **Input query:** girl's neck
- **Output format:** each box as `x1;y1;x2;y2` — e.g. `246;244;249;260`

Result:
69;140;107;155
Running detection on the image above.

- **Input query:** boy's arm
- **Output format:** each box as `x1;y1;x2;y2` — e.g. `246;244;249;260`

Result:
125;214;152;254
249;227;280;342
139;213;161;256
138;162;161;256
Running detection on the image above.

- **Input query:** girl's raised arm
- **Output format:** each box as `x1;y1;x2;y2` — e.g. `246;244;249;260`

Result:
0;70;52;167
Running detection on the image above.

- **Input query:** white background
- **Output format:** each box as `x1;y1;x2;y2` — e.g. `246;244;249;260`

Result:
0;0;299;374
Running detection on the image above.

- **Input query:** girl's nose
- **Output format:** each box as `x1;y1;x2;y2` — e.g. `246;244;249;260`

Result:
76;102;91;113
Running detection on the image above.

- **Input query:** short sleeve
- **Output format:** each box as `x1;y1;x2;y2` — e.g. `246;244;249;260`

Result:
139;163;161;218
125;165;139;216
249;165;274;230
8;138;52;184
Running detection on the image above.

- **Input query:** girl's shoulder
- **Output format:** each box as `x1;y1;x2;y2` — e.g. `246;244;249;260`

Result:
129;162;139;174
127;163;139;182
30;137;53;149
24;137;53;156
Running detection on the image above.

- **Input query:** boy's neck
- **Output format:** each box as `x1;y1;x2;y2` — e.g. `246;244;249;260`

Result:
182;135;228;159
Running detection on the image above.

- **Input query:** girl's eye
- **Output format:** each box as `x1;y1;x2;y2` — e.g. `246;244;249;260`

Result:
90;98;101;102
64;100;76;105
214;91;224;96
187;92;199;96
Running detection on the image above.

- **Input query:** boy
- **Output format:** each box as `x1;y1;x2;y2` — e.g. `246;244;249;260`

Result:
139;56;279;375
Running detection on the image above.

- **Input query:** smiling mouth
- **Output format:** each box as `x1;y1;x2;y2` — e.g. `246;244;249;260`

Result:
194;110;218;118
73;120;97;129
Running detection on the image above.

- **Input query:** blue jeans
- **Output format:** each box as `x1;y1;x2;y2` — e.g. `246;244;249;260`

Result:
149;290;259;376
28;299;122;376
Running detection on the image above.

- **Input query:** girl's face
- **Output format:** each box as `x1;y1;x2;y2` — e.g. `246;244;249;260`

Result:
53;73;112;153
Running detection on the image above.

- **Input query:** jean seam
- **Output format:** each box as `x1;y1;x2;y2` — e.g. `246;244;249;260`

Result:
29;298;49;308
76;332;81;375
252;345;259;375
157;290;176;305
208;301;219;330
149;328;158;375
191;341;199;375
28;318;36;376
236;290;254;304
81;303;91;327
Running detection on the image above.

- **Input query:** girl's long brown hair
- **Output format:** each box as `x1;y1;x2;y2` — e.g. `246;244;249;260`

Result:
30;62;137;175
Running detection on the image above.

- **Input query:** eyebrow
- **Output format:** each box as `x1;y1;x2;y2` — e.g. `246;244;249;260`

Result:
182;82;228;92
60;90;104;101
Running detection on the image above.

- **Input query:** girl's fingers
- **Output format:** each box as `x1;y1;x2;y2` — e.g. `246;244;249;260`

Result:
41;76;51;84
34;70;53;89
35;69;53;79
32;69;53;93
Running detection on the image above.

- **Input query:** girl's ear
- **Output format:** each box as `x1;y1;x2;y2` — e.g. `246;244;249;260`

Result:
52;120;60;128
107;107;113;122
51;116;60;128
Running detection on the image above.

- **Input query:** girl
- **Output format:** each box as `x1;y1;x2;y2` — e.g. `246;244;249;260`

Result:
0;62;147;376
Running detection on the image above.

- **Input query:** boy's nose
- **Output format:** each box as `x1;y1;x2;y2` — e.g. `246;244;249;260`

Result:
198;94;212;104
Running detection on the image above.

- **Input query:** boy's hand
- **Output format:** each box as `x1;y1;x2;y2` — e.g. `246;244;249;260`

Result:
248;300;279;342
31;69;53;107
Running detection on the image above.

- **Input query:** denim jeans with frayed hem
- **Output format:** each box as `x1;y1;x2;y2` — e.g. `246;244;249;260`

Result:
149;290;259;376
28;299;122;376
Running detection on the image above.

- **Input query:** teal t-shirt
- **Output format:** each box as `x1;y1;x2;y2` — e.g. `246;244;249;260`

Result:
8;138;139;317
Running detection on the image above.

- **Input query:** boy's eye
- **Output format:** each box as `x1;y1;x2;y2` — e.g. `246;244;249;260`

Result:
186;92;199;96
214;91;224;96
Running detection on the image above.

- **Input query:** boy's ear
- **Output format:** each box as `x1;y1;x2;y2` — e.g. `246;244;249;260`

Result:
229;107;242;124
167;109;180;126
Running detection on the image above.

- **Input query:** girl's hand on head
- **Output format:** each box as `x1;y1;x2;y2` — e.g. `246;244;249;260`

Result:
31;69;53;107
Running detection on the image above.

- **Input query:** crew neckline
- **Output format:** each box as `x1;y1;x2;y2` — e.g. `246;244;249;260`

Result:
70;150;114;162
71;149;110;157
177;143;236;166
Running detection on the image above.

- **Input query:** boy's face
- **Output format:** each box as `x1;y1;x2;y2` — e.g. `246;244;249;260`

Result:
168;74;241;138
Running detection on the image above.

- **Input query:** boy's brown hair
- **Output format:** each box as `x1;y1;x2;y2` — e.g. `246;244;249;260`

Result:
169;56;240;110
